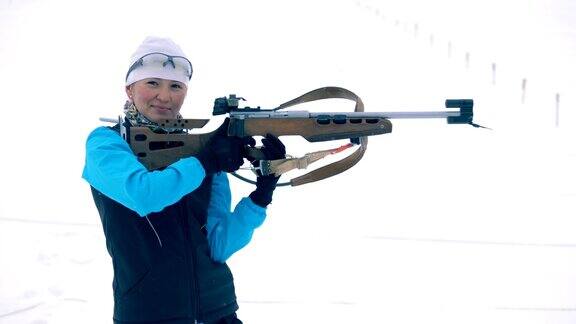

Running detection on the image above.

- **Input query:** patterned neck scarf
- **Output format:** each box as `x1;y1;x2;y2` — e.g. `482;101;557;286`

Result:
123;101;184;133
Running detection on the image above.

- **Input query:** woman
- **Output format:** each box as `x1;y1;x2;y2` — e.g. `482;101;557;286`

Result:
82;36;284;324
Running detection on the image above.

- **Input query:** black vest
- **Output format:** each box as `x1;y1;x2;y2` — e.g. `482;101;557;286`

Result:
90;125;238;323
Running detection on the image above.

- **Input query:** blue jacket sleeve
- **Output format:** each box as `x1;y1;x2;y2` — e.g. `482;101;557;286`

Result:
82;126;207;216
206;172;267;263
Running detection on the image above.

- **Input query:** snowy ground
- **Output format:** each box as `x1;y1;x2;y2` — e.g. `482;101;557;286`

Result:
1;0;575;323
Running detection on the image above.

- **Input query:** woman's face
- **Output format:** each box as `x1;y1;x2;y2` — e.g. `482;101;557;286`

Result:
126;78;188;122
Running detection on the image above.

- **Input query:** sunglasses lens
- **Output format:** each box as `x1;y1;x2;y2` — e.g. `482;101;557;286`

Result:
132;53;193;79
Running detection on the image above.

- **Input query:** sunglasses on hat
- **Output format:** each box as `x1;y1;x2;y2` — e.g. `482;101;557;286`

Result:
125;52;193;82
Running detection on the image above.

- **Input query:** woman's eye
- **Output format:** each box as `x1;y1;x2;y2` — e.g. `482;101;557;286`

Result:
146;80;159;86
171;83;183;90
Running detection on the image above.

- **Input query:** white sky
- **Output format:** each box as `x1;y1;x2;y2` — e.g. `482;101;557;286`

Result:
0;0;575;323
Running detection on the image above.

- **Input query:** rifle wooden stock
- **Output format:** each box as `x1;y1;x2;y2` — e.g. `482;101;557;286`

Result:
127;116;392;171
128;124;219;171
228;117;391;142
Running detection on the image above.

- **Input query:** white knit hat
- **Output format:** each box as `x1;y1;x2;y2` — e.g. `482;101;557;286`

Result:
125;36;192;86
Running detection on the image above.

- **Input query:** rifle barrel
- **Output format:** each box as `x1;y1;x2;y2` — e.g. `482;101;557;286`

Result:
230;110;463;119
310;111;462;119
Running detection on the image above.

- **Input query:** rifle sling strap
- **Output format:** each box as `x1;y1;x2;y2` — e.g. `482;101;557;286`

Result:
272;87;368;186
260;143;355;177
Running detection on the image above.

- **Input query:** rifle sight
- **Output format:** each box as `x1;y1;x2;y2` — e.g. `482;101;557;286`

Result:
445;99;473;124
213;94;266;115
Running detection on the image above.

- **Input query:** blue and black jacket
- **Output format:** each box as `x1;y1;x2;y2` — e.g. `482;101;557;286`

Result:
82;123;266;323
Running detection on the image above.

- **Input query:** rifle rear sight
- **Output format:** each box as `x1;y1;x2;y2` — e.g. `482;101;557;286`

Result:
213;94;269;115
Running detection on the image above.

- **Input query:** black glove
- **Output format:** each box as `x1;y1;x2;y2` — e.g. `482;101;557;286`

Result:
196;135;255;174
249;134;286;207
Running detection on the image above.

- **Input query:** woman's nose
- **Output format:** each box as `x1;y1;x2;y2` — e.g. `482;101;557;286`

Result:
156;86;171;102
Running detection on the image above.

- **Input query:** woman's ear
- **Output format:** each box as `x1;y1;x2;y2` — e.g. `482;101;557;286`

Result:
125;85;133;101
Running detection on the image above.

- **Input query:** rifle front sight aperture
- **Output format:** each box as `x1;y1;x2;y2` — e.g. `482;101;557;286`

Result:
445;99;473;124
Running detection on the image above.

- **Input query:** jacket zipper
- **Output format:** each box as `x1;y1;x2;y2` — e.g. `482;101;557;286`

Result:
191;239;201;323
181;211;201;323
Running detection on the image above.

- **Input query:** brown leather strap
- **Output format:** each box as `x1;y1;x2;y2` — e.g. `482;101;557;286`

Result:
261;143;355;176
274;87;368;186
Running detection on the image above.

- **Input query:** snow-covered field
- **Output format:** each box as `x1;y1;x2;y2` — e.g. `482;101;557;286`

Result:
1;0;575;323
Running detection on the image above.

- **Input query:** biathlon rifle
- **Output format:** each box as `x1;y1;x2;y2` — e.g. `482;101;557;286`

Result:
112;87;479;186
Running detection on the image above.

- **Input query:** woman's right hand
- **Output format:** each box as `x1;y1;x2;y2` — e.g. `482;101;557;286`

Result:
196;135;255;174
